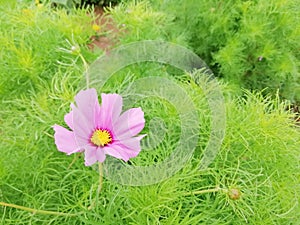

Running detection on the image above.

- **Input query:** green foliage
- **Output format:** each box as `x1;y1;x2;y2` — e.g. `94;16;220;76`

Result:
0;1;98;99
1;62;300;223
216;91;300;224
108;1;188;45
151;0;300;102
1;0;300;224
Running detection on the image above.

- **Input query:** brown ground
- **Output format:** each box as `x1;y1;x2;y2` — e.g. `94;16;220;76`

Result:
88;7;120;51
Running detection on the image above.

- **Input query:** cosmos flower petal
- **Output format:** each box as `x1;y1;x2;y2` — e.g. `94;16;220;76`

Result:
64;103;76;130
64;111;73;130
96;148;106;163
73;88;100;132
103;146;129;161
108;135;146;161
52;124;81;155
71;106;94;146
118;134;146;150
98;93;122;129
113;107;145;139
84;146;98;166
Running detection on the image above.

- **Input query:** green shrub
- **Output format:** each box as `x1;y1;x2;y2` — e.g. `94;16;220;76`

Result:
108;1;169;41
151;0;300;103
0;1;98;99
1;1;299;224
2;64;300;223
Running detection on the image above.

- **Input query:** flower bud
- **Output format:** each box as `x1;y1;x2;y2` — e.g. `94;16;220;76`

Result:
228;188;241;200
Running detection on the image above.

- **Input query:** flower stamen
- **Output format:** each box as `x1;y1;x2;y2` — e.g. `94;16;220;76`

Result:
91;129;112;147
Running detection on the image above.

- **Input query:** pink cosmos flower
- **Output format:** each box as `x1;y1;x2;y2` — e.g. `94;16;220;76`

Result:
52;88;145;166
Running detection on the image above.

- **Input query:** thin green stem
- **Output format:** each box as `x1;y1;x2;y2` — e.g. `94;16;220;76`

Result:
78;54;89;89
67;153;82;169
88;162;103;210
97;162;103;195
0;201;80;217
182;187;224;196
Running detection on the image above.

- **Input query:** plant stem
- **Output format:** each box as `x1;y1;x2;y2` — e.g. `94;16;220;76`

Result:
67;153;82;169
182;187;223;196
0;201;80;217
97;162;103;195
79;54;89;89
88;162;103;210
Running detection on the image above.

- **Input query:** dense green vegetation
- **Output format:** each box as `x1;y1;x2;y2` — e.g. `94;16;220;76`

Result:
0;0;299;224
150;0;300;102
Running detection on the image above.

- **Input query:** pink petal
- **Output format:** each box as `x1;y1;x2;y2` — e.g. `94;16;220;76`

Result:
83;146;98;166
73;88;100;134
96;148;106;162
106;135;145;161
84;146;106;166
103;146;129;160
72;89;101;145
64;112;73;130
64;103;76;130
52;125;81;155
97;93;122;129
113;107;145;140
72;107;94;146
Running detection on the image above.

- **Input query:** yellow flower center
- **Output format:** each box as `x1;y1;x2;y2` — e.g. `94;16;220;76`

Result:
90;129;112;147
